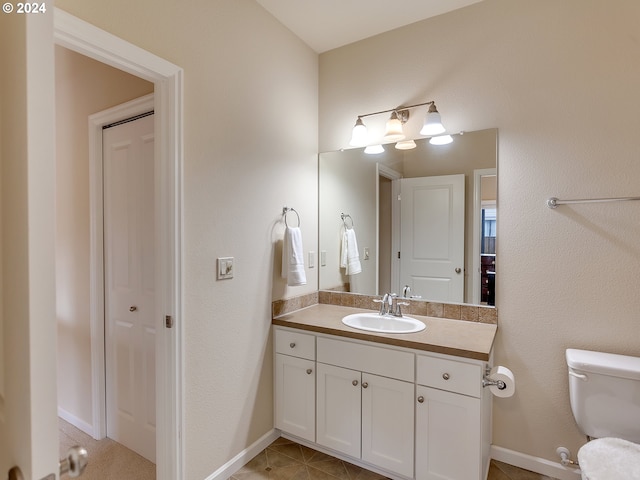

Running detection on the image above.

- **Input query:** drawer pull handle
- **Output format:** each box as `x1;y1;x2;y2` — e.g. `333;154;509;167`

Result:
306;369;312;375
362;382;369;389
442;373;450;380
352;380;359;386
289;342;296;348
417;396;425;403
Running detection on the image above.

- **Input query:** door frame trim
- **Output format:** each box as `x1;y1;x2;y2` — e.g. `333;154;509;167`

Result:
54;9;184;479
471;168;497;305
88;93;155;441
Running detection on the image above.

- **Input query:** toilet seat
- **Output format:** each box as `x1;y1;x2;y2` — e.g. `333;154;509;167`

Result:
578;437;640;480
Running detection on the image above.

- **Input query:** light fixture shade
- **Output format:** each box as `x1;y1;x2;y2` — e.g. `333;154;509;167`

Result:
420;104;446;136
429;134;453;145
364;144;384;154
383;111;405;142
349;117;368;146
395;140;416;150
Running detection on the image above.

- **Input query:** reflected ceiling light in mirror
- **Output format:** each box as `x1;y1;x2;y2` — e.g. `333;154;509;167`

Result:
349;117;368;146
429;134;453;145
420;103;446;136
395;140;416;150
364;144;384;154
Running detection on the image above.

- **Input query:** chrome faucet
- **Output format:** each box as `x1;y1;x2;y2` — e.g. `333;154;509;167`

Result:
374;293;410;317
374;293;390;315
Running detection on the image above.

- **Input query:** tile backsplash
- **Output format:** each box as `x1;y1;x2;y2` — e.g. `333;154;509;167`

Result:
272;291;497;325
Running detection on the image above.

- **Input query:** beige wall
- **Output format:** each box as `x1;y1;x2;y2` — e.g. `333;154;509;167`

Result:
55;45;154;428
54;1;319;477
320;0;640;464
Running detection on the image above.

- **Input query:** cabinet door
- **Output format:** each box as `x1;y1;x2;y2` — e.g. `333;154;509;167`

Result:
415;385;482;480
362;373;415;478
275;354;316;442
316;363;361;458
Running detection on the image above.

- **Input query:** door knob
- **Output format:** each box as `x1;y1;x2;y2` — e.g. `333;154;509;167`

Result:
455;267;462;274
59;446;88;477
8;466;23;480
129;306;137;312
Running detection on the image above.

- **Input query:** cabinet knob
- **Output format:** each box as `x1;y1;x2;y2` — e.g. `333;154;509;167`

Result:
352;380;358;386
289;342;296;348
306;369;312;375
442;373;450;380
417;396;425;403
362;382;369;389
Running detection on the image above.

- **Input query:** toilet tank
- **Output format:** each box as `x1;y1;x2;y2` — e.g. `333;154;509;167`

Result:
566;349;640;443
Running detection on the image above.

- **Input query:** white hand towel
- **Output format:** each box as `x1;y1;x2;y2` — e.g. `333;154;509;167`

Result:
281;226;307;286
340;228;362;275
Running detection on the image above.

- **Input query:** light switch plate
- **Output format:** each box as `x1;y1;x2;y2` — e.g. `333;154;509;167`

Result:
308;251;315;268
217;257;234;280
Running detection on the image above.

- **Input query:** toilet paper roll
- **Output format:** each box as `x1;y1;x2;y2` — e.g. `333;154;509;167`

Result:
488;366;515;398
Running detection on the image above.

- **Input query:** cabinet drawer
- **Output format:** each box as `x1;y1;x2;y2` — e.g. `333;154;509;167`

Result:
317;337;413;382
417;355;481;398
275;328;315;360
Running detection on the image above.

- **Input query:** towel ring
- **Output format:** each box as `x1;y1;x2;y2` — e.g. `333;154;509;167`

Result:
341;213;354;229
283;207;300;228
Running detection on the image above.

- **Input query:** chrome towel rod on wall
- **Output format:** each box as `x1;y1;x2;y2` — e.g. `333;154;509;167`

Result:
547;196;640;209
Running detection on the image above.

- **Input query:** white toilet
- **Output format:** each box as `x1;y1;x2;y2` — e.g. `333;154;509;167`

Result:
566;348;640;479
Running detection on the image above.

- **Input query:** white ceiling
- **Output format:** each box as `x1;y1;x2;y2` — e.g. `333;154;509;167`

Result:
255;0;482;53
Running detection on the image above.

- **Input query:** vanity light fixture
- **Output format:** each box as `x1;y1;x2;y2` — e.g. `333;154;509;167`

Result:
420;103;446;136
382;110;407;142
349;117;368;146
349;100;447;148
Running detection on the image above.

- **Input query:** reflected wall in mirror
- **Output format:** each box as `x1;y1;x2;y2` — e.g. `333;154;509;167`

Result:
319;128;497;306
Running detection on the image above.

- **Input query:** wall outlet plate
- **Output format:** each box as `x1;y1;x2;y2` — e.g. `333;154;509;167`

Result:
217;257;234;279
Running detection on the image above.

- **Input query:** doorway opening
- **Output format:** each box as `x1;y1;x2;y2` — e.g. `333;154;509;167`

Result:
53;9;183;479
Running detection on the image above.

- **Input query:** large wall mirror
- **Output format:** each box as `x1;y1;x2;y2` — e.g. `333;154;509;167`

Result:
319;128;497;306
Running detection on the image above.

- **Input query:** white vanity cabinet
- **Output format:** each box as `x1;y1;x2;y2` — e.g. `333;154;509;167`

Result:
274;329;316;442
415;355;490;480
273;324;492;480
316;337;415;478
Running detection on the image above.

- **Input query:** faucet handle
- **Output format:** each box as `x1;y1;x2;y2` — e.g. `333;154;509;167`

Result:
394;301;410;317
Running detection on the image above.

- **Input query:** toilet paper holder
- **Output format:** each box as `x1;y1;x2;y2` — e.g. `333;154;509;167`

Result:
482;365;507;390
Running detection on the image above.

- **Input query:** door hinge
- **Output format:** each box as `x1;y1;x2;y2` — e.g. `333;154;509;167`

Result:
165;315;174;328
398;251;401;259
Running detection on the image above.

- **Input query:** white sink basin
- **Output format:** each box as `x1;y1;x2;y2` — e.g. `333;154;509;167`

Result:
342;312;426;334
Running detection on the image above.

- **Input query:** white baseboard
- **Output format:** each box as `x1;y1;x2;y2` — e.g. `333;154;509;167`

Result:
204;429;280;480
58;407;94;438
491;445;582;480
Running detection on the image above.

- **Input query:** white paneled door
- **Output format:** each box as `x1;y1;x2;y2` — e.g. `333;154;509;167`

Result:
103;114;156;463
400;175;465;303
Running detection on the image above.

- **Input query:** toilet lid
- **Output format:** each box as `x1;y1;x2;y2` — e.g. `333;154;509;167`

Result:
578;438;640;480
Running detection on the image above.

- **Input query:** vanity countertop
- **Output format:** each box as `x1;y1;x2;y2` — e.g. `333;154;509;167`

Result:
273;304;496;361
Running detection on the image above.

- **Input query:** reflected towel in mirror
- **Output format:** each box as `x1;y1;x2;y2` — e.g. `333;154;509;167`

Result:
340;228;362;275
282;226;307;286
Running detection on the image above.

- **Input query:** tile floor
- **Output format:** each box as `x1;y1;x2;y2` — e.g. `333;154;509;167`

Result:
230;437;560;480
59;418;155;480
